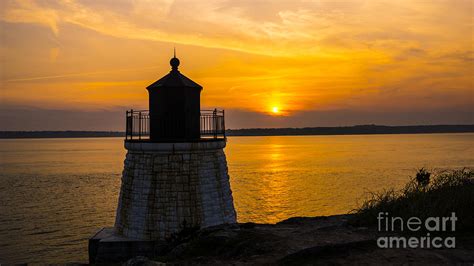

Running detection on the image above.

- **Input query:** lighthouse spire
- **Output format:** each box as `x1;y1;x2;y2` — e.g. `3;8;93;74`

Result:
170;47;180;71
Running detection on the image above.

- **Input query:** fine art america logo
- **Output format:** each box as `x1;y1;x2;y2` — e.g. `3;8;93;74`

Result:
377;212;457;248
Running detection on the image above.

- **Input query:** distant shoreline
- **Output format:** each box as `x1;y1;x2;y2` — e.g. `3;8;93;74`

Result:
227;124;474;136
1;125;473;139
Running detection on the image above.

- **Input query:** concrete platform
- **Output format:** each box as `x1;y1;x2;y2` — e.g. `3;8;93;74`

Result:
88;227;167;263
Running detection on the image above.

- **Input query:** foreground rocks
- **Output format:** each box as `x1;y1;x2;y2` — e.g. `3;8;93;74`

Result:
120;214;474;265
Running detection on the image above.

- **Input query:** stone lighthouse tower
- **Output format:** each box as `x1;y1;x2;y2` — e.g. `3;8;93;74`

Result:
112;54;237;241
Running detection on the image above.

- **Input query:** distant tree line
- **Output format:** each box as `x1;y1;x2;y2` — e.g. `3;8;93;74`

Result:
0;131;125;139
1;125;473;139
225;124;474;136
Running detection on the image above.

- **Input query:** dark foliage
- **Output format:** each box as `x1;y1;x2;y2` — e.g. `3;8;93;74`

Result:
350;168;474;232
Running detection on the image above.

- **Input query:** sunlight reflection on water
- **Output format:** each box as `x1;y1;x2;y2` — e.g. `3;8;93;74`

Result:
0;134;473;263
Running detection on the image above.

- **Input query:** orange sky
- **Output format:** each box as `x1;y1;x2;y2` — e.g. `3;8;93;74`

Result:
0;0;473;130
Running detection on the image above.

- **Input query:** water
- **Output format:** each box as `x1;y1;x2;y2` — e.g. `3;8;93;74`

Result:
0;134;473;263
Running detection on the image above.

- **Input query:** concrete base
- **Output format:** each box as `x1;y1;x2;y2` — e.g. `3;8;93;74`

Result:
88;227;167;264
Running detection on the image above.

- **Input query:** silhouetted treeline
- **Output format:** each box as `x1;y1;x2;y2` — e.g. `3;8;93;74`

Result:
226;124;474;136
1;125;473;139
0;131;124;139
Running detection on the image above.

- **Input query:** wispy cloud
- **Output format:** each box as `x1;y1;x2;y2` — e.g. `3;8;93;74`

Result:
1;0;60;35
3;0;470;57
4;65;161;82
0;0;472;128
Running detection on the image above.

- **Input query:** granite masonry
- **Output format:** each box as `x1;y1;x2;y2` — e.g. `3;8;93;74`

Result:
114;141;237;240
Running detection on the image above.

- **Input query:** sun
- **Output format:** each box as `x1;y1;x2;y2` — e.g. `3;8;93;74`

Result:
272;106;279;114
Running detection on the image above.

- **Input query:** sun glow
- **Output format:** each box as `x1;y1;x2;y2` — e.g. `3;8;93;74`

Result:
0;0;472;129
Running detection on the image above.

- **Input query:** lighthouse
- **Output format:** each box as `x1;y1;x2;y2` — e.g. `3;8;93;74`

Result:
115;53;237;239
89;54;237;262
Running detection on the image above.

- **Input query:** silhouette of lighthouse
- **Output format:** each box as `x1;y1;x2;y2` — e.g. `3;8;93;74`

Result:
114;52;237;240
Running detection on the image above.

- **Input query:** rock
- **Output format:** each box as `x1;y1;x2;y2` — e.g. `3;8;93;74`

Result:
124;256;164;266
97;215;474;265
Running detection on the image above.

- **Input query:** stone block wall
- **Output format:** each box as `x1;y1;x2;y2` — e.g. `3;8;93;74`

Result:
114;141;236;240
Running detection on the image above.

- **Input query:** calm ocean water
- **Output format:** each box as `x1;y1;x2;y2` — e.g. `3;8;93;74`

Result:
0;134;473;263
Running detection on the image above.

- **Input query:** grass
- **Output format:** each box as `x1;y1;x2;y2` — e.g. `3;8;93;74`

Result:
350;168;474;232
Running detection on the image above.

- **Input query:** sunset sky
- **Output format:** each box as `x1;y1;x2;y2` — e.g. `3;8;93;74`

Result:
1;0;473;130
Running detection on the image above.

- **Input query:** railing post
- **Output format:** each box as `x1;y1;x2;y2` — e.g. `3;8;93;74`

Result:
222;109;226;138
130;109;134;140
138;111;142;140
213;108;217;139
125;110;129;140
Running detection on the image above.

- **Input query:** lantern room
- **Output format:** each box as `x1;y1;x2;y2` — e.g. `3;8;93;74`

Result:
125;53;225;142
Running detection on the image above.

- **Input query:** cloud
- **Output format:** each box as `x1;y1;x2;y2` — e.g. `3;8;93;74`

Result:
3;65;161;82
1;0;60;35
0;105;126;131
1;0;472;58
1;105;472;131
0;0;472;128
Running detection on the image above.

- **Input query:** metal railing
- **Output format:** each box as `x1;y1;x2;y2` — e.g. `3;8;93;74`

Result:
125;110;150;141
125;109;225;141
200;109;225;139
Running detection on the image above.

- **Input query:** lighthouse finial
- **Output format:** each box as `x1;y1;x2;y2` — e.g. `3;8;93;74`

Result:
170;47;180;70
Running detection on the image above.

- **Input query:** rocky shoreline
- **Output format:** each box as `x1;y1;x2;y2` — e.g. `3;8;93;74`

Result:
114;214;474;265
